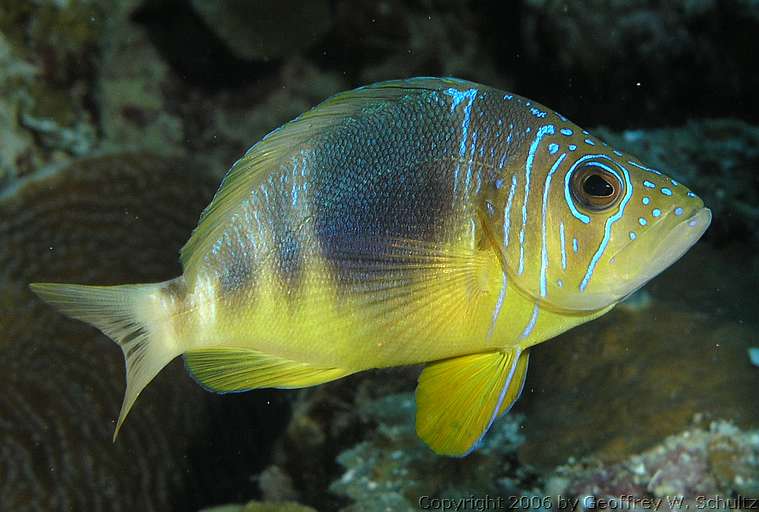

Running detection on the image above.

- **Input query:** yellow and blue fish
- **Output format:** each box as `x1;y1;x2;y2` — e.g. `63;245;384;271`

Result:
31;78;711;456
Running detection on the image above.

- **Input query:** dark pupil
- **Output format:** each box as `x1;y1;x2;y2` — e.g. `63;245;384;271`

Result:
583;174;613;197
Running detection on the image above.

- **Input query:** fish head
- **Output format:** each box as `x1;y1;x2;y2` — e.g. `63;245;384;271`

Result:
501;133;711;313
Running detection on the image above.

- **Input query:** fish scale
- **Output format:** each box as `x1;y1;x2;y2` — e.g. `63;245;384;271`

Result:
31;77;711;457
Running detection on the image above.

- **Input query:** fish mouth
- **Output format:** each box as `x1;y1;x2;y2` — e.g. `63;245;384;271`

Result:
616;206;711;288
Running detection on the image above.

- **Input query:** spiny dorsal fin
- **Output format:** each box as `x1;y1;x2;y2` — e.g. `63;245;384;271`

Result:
179;77;484;282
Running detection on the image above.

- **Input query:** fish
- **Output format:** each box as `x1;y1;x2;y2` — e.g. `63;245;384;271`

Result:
30;77;711;457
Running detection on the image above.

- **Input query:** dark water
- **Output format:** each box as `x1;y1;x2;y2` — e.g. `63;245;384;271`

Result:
1;1;758;511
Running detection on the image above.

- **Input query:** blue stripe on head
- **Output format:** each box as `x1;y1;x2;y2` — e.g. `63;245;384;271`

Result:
628;160;663;176
579;161;634;292
540;153;567;297
519;124;556;275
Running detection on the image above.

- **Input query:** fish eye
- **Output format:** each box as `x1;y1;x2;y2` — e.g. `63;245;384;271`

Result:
570;163;623;211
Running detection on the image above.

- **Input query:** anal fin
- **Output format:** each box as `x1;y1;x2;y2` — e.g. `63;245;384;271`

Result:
184;347;352;393
415;347;526;456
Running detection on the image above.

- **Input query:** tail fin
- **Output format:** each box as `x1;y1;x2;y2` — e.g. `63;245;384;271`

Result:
29;279;183;440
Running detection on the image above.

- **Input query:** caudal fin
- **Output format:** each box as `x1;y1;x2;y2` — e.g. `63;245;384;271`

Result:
29;280;183;440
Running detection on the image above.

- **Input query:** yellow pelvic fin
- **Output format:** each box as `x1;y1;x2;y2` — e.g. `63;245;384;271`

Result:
497;349;529;417
415;347;525;457
184;347;353;393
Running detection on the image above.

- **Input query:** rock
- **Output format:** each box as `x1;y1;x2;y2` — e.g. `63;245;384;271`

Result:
547;421;759;502
258;465;299;503
190;0;332;62
98;1;185;156
0;0;103;186
329;393;536;511
201;501;318;512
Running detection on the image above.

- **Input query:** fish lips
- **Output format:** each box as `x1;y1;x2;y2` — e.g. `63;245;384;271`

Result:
611;206;712;294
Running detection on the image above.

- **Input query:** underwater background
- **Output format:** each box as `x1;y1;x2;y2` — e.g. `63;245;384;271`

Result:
1;1;758;511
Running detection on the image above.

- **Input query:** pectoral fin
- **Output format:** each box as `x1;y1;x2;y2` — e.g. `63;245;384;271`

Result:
415;347;525;456
184;347;352;393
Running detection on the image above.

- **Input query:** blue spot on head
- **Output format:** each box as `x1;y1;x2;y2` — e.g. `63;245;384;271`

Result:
661;187;672;196
643;181;656;188
642;196;650;205
639;218;647;226
584;138;595;146
629;231;637;240
560;128;573;136
504;94;513;100
687;191;696;198
652;208;661;217
525;127;531;134
675;207;684;216
582;130;589;135
671;179;679;186
548;143;559;154
613;150;623;157
568;144;577;151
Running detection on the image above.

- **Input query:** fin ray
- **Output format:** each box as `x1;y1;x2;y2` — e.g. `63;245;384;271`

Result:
29;280;181;440
184;347;352;392
497;350;530;417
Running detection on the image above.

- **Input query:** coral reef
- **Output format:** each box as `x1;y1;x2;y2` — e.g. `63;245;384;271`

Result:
329;394;535;512
312;394;759;510
545;420;759;503
0;1;102;183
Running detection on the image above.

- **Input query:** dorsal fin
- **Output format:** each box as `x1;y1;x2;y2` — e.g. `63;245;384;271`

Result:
179;77;484;282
